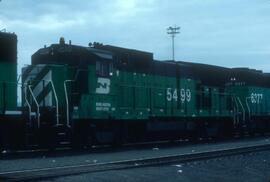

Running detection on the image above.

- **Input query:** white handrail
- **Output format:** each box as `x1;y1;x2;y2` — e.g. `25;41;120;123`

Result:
237;97;245;122
24;84;32;123
48;80;59;126
245;97;251;120
64;80;74;128
28;85;40;128
233;96;239;126
17;74;21;84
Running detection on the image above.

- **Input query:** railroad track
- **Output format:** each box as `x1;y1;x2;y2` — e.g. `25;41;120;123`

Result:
1;142;270;181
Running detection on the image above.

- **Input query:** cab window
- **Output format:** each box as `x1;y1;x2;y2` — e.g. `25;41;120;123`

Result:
96;61;113;77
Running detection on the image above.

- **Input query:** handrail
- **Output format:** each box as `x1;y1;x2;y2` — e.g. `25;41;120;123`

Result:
47;80;59;126
232;96;239;126
237;97;245;122
24;84;32;123
17;74;21;84
245;97;251;120
64;80;74;128
28;79;59;126
28;85;40;128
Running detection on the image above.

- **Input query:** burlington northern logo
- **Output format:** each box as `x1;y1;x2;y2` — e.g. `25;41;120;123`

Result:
96;78;110;94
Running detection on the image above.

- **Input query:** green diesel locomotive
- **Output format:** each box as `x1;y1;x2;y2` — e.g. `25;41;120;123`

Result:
1;33;270;150
20;38;270;147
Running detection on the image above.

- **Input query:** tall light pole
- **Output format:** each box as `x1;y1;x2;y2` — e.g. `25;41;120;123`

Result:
167;25;180;61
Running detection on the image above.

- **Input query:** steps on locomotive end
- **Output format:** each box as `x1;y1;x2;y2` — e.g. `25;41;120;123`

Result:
24;124;72;149
38;109;71;148
24;119;39;149
54;125;72;148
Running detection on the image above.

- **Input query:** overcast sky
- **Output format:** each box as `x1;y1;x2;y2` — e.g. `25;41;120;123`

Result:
1;0;270;72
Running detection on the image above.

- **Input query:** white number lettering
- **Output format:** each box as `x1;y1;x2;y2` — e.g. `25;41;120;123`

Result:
173;89;178;101
167;88;172;101
186;89;191;102
166;88;191;103
251;93;263;104
251;93;256;103
180;89;185;103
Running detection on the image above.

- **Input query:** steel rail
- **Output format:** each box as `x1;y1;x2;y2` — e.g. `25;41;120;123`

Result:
1;143;270;181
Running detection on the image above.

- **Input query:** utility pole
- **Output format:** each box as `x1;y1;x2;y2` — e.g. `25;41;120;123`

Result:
167;25;180;61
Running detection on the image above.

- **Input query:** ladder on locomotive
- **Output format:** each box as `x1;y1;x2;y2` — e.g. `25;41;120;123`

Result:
24;80;72;148
232;95;251;129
